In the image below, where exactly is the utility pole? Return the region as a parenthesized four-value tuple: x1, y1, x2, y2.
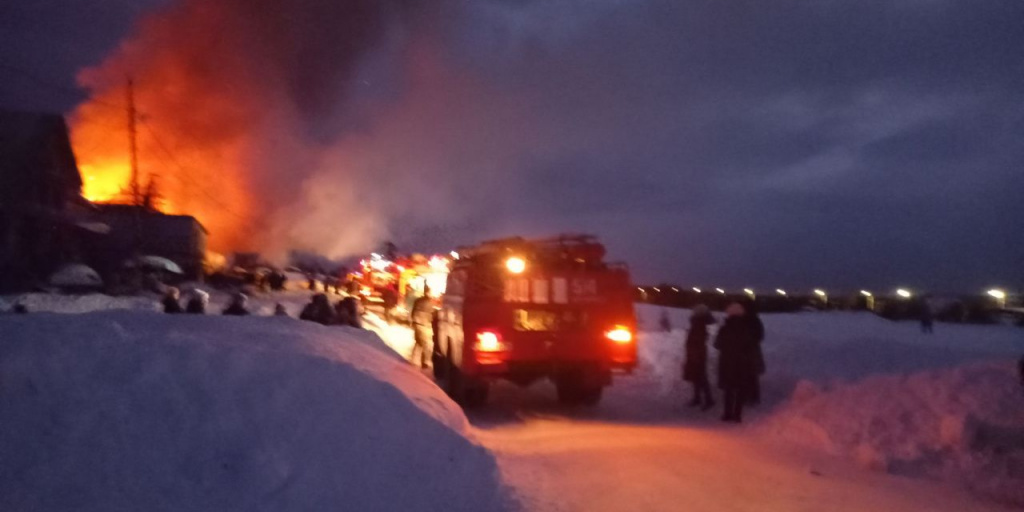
(127, 77, 140, 207)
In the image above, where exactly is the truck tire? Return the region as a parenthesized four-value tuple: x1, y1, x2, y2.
(444, 352, 489, 408)
(556, 377, 603, 406)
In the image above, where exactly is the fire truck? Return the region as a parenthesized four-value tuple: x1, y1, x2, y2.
(433, 234, 637, 407)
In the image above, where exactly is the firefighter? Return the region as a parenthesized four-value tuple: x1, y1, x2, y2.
(410, 286, 435, 370)
(381, 284, 399, 324)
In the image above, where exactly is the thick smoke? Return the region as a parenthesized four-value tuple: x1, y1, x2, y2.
(71, 0, 471, 259)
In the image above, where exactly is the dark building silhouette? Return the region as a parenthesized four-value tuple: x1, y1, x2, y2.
(0, 109, 89, 291)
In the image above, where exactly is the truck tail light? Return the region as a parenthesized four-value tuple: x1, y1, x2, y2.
(474, 330, 508, 352)
(605, 325, 633, 344)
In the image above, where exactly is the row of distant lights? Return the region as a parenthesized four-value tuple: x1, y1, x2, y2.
(639, 287, 1011, 300)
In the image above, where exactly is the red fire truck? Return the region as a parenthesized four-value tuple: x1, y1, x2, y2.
(433, 235, 637, 407)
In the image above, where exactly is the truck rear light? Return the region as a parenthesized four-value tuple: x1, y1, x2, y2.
(605, 325, 633, 344)
(474, 330, 509, 352)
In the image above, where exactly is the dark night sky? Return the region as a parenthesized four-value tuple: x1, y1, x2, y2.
(1, 0, 1022, 293)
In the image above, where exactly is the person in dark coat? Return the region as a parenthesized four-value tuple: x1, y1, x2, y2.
(335, 296, 362, 328)
(300, 294, 336, 325)
(683, 304, 716, 409)
(222, 293, 250, 316)
(184, 289, 209, 314)
(920, 298, 934, 334)
(742, 298, 766, 406)
(714, 302, 758, 423)
(381, 285, 399, 324)
(162, 287, 183, 314)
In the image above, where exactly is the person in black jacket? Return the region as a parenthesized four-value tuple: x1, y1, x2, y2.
(161, 287, 183, 314)
(222, 293, 250, 316)
(714, 302, 758, 423)
(299, 294, 336, 325)
(743, 298, 766, 406)
(185, 289, 208, 314)
(683, 305, 716, 409)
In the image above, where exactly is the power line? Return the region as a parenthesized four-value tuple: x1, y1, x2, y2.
(138, 120, 251, 224)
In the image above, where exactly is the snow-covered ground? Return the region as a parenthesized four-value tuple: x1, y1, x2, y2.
(0, 309, 512, 512)
(4, 293, 1023, 510)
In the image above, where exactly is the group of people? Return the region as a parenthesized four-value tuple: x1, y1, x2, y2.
(682, 299, 765, 423)
(161, 287, 218, 314)
(298, 293, 362, 328)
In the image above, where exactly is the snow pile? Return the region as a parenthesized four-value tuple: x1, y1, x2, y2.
(634, 305, 1024, 506)
(770, 363, 1024, 506)
(0, 311, 511, 512)
(1, 292, 159, 314)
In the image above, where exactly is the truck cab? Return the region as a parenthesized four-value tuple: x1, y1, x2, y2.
(434, 235, 637, 407)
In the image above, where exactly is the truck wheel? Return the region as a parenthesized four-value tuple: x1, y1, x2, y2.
(556, 377, 603, 406)
(578, 386, 603, 406)
(445, 358, 489, 408)
(463, 380, 490, 408)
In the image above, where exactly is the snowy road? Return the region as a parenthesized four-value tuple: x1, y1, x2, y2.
(367, 307, 1023, 511)
(473, 381, 1011, 512)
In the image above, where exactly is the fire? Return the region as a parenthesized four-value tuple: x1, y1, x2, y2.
(80, 163, 129, 203)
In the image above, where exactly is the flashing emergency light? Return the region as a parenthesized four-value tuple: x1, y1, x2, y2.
(475, 330, 506, 352)
(505, 257, 526, 274)
(605, 325, 633, 344)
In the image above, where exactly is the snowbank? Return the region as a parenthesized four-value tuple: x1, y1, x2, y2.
(767, 362, 1024, 506)
(1, 292, 159, 314)
(0, 311, 511, 512)
(635, 305, 1024, 506)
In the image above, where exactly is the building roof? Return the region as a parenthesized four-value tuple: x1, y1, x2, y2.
(0, 109, 82, 208)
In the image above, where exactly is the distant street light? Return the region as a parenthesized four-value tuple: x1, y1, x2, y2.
(776, 289, 787, 296)
(896, 289, 912, 298)
(743, 288, 755, 297)
(814, 289, 828, 306)
(987, 289, 1007, 309)
(860, 290, 875, 311)
(692, 287, 702, 293)
(671, 287, 679, 292)
(715, 288, 725, 294)
(814, 289, 826, 297)
(653, 287, 661, 293)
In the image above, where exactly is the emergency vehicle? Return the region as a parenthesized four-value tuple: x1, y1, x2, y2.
(433, 235, 637, 407)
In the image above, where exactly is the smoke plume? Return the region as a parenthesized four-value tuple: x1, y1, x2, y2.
(71, 0, 493, 259)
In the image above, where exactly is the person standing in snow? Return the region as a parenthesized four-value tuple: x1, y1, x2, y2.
(410, 287, 435, 370)
(743, 298, 766, 406)
(683, 304, 716, 409)
(184, 289, 209, 314)
(300, 294, 336, 325)
(162, 287, 183, 314)
(659, 310, 672, 333)
(714, 302, 758, 423)
(222, 293, 250, 316)
(920, 298, 934, 334)
(334, 296, 362, 328)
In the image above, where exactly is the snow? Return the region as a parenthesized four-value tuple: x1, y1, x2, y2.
(5, 292, 1023, 510)
(634, 305, 1024, 507)
(0, 311, 512, 512)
